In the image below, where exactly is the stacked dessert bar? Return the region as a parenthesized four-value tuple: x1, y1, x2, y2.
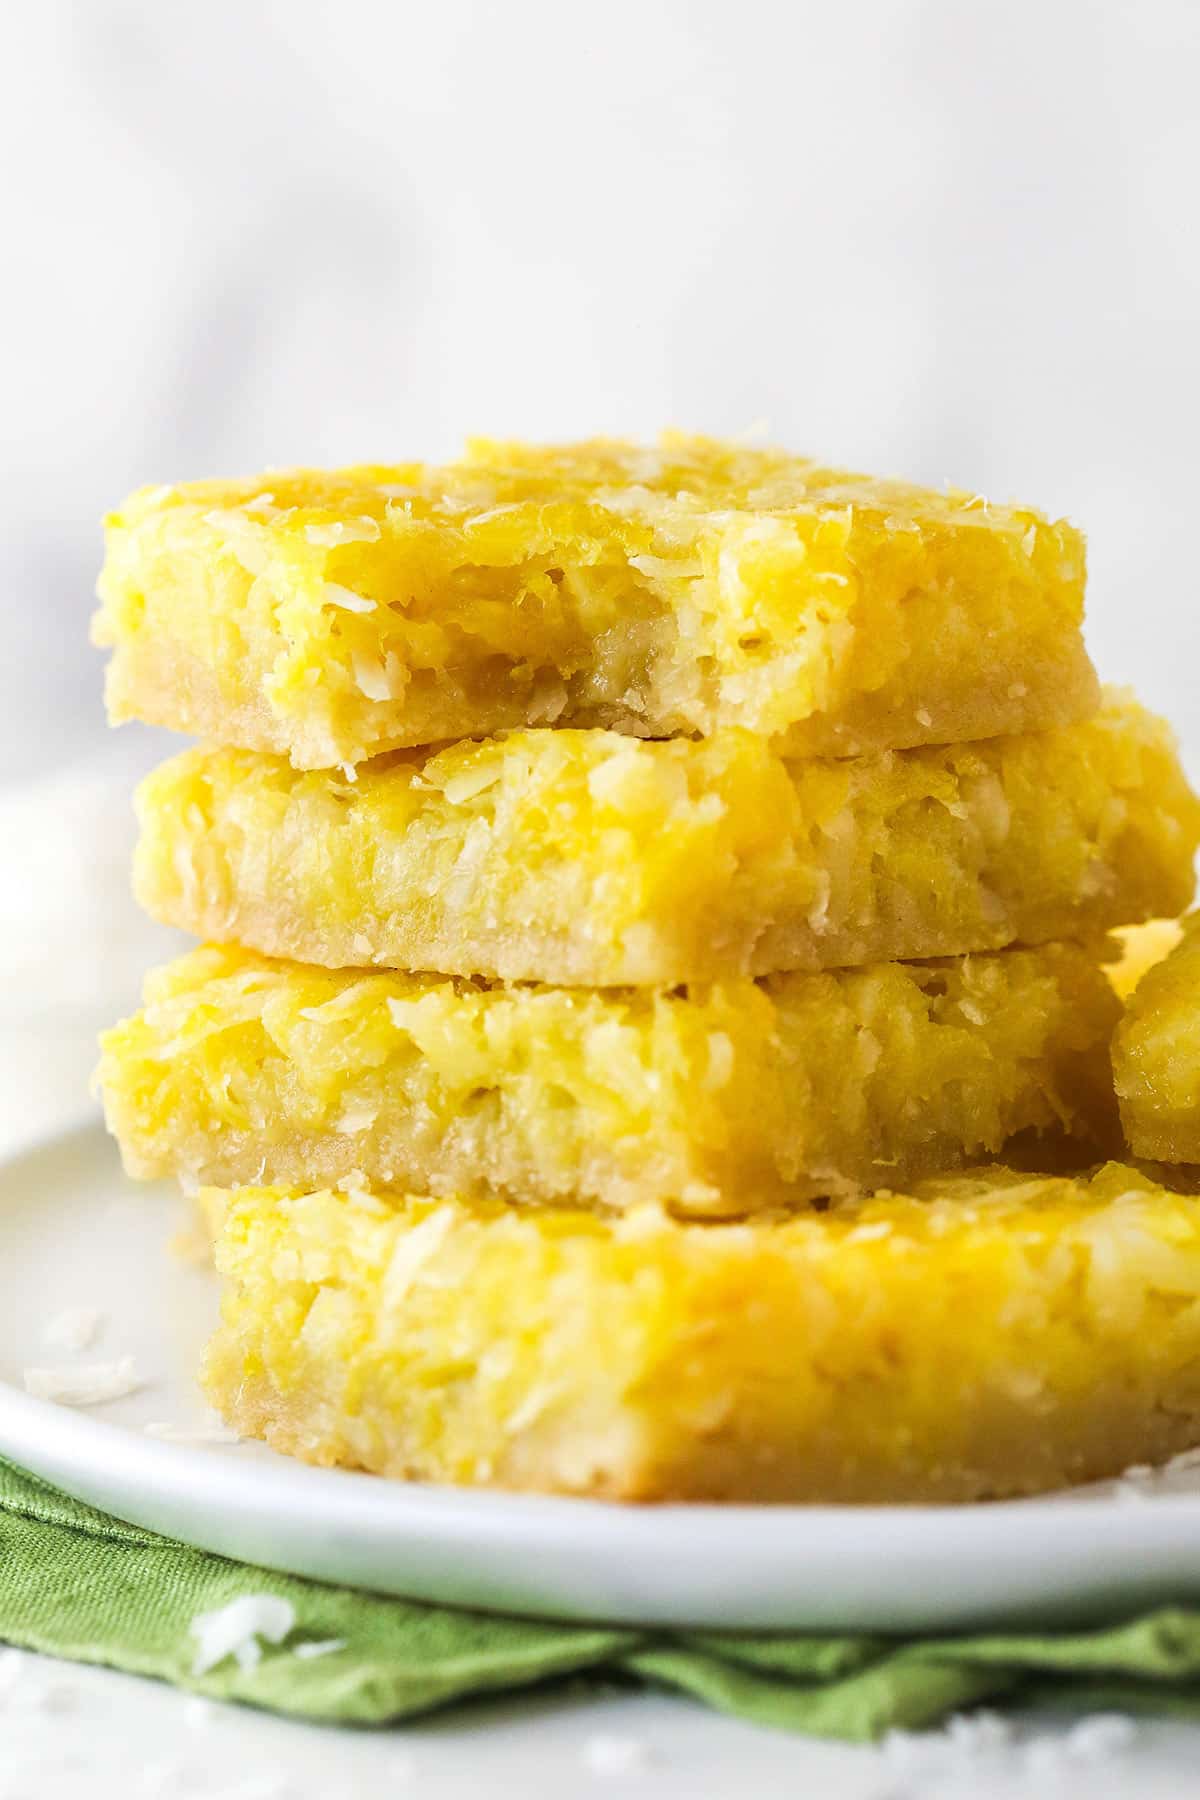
(94, 436, 1200, 1501)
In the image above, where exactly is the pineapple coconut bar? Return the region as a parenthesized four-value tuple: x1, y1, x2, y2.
(1114, 914, 1200, 1160)
(135, 691, 1191, 985)
(200, 1168, 1200, 1504)
(94, 435, 1200, 1504)
(98, 940, 1118, 1215)
(94, 435, 1099, 765)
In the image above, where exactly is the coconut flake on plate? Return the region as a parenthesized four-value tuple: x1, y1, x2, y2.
(23, 1356, 142, 1406)
(40, 1306, 105, 1352)
(144, 1413, 242, 1446)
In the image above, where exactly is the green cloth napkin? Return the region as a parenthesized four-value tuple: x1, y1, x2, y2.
(6, 1458, 1200, 1741)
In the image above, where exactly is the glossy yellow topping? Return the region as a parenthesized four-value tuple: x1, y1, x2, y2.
(200, 1162, 1200, 1501)
(97, 941, 1117, 1215)
(94, 434, 1097, 766)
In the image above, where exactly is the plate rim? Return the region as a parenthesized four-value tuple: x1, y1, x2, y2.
(6, 1119, 1200, 1631)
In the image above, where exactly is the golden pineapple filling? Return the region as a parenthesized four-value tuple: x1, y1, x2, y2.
(97, 941, 1117, 1215)
(199, 1163, 1200, 1503)
(94, 435, 1098, 768)
(1114, 913, 1200, 1161)
(133, 691, 1197, 986)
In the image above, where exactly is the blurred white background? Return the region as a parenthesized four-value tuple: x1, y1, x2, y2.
(0, 0, 1198, 1098)
(6, 0, 1200, 776)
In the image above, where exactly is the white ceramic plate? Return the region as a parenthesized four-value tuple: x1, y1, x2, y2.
(5, 1120, 1200, 1633)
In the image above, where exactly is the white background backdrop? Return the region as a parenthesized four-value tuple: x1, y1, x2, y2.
(5, 0, 1199, 784)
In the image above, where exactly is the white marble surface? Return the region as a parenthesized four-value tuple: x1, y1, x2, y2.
(4, 1658, 1200, 1800)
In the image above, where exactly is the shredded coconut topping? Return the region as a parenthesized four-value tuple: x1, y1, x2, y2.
(440, 763, 504, 805)
(332, 1104, 379, 1136)
(381, 1205, 457, 1303)
(323, 581, 376, 614)
(351, 648, 398, 699)
(306, 517, 381, 547)
(628, 552, 703, 580)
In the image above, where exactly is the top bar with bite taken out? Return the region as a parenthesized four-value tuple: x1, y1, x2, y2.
(94, 435, 1099, 768)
